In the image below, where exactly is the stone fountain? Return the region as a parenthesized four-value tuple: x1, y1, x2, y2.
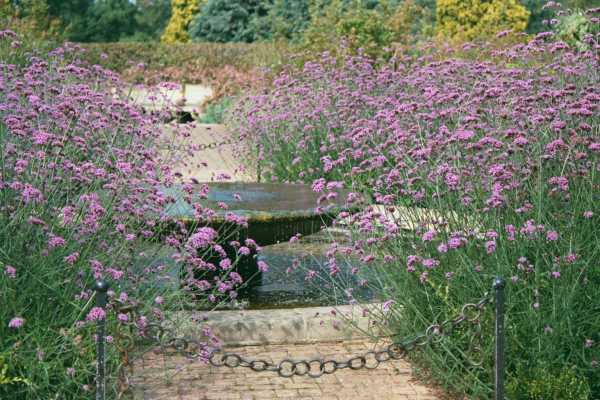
(161, 182, 356, 296)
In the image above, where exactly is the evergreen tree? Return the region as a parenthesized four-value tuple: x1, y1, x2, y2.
(188, 0, 270, 43)
(67, 0, 137, 42)
(130, 0, 172, 41)
(161, 0, 202, 43)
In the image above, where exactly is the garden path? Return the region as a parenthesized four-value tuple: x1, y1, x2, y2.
(161, 123, 255, 183)
(130, 339, 440, 400)
(136, 123, 441, 399)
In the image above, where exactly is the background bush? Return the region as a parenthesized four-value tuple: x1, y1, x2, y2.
(435, 0, 530, 41)
(188, 0, 270, 43)
(554, 8, 600, 51)
(161, 0, 201, 43)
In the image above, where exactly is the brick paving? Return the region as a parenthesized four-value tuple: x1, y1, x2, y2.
(129, 340, 439, 400)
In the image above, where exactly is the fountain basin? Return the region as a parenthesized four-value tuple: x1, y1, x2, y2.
(161, 182, 356, 290)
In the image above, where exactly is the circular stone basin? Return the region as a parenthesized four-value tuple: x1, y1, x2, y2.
(162, 182, 353, 246)
(161, 182, 355, 291)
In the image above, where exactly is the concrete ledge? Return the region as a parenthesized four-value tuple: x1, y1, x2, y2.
(169, 303, 387, 346)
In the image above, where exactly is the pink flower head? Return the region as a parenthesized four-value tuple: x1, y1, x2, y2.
(312, 178, 326, 193)
(219, 258, 232, 270)
(48, 235, 66, 249)
(382, 299, 395, 312)
(546, 230, 559, 241)
(257, 260, 269, 272)
(64, 252, 80, 265)
(86, 307, 106, 322)
(421, 229, 436, 242)
(188, 227, 217, 249)
(8, 317, 24, 329)
(422, 258, 439, 269)
(4, 265, 16, 279)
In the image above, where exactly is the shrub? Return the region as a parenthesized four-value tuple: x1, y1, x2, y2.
(507, 365, 591, 400)
(78, 41, 289, 83)
(66, 0, 138, 42)
(299, 0, 395, 59)
(188, 0, 270, 43)
(387, 0, 435, 44)
(231, 31, 600, 398)
(199, 96, 233, 124)
(436, 0, 530, 41)
(554, 8, 600, 51)
(261, 0, 312, 41)
(161, 0, 201, 43)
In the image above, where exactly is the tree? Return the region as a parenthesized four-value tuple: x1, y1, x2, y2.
(130, 0, 172, 41)
(188, 0, 269, 43)
(252, 0, 310, 40)
(436, 0, 530, 41)
(4, 0, 63, 38)
(67, 0, 137, 42)
(161, 0, 202, 43)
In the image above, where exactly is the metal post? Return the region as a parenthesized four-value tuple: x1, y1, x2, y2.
(493, 277, 505, 400)
(94, 280, 109, 400)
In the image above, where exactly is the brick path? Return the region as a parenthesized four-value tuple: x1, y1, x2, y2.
(129, 340, 439, 400)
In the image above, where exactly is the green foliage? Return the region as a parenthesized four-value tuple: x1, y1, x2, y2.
(130, 0, 172, 41)
(0, 356, 30, 387)
(299, 0, 391, 58)
(554, 9, 599, 51)
(507, 366, 591, 400)
(436, 0, 530, 41)
(161, 0, 201, 43)
(199, 97, 234, 123)
(260, 0, 311, 41)
(80, 42, 288, 76)
(188, 0, 270, 43)
(3, 0, 63, 38)
(387, 0, 435, 44)
(67, 0, 137, 42)
(522, 0, 557, 33)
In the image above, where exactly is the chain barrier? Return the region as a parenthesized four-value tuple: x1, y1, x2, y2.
(112, 294, 491, 381)
(158, 137, 236, 152)
(94, 279, 507, 399)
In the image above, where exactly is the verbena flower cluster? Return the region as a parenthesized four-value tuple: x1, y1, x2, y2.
(0, 31, 248, 398)
(232, 25, 600, 398)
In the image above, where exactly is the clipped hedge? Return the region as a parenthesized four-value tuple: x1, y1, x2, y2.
(80, 41, 290, 77)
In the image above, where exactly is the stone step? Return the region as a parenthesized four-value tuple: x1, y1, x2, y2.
(169, 303, 387, 346)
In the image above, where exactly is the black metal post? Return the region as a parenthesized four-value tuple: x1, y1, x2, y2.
(493, 277, 505, 400)
(94, 280, 109, 400)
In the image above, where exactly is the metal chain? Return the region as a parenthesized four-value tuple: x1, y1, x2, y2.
(158, 137, 236, 152)
(126, 293, 491, 379)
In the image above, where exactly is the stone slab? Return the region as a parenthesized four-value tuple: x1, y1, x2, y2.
(128, 84, 214, 113)
(169, 303, 389, 346)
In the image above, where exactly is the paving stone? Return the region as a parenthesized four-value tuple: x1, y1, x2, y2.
(128, 339, 439, 400)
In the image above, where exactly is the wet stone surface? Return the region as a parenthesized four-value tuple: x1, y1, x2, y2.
(136, 229, 374, 310)
(247, 230, 375, 309)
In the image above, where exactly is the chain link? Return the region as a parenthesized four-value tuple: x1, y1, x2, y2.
(159, 137, 236, 152)
(123, 293, 491, 379)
